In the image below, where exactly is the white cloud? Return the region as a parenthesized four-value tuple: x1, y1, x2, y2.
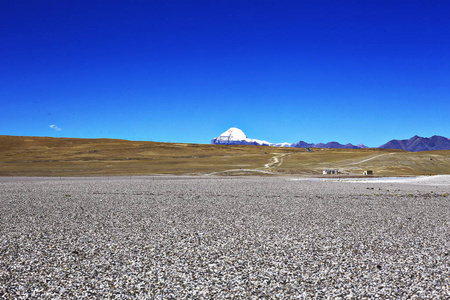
(49, 124, 62, 131)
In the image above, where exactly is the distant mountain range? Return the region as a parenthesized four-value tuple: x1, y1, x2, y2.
(291, 141, 368, 149)
(379, 135, 450, 152)
(211, 128, 367, 149)
(212, 128, 450, 152)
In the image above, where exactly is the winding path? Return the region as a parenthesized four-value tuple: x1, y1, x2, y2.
(207, 153, 290, 175)
(264, 153, 289, 168)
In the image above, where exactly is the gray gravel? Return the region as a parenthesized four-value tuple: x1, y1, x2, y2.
(0, 176, 449, 299)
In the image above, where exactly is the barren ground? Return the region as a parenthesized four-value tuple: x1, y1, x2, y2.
(0, 176, 449, 298)
(1, 135, 449, 176)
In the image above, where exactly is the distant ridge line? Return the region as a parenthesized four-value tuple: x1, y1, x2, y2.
(380, 135, 450, 152)
(212, 128, 450, 152)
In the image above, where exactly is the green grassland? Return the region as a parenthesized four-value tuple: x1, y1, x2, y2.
(0, 135, 449, 176)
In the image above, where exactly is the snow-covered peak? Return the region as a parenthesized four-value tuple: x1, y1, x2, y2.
(271, 142, 292, 147)
(216, 127, 247, 143)
(212, 127, 272, 146)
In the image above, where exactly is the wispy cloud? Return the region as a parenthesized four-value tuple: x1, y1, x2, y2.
(49, 124, 62, 131)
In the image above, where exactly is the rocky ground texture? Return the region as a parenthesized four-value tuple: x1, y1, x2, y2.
(0, 176, 449, 298)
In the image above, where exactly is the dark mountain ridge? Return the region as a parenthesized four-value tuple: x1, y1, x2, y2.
(379, 135, 450, 152)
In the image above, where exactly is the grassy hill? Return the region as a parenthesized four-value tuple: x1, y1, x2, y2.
(0, 135, 449, 176)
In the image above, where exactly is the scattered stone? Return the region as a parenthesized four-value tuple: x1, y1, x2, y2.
(0, 176, 448, 298)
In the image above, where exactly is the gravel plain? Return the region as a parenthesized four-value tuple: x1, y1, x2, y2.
(0, 176, 449, 299)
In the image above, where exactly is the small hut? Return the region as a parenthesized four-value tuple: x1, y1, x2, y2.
(323, 169, 339, 175)
(363, 170, 373, 175)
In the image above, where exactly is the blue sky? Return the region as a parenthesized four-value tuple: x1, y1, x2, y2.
(1, 0, 449, 147)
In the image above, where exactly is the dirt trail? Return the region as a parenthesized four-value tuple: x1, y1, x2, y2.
(207, 153, 289, 175)
(207, 169, 277, 176)
(264, 153, 289, 168)
(346, 153, 396, 166)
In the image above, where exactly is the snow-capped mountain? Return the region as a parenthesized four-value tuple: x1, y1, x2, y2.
(211, 128, 367, 149)
(211, 127, 274, 146)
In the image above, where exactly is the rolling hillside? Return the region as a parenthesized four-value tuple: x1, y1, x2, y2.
(1, 135, 449, 176)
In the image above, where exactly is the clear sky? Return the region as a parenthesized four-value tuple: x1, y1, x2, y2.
(1, 0, 449, 147)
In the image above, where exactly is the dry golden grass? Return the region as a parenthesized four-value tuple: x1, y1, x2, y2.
(1, 135, 449, 176)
